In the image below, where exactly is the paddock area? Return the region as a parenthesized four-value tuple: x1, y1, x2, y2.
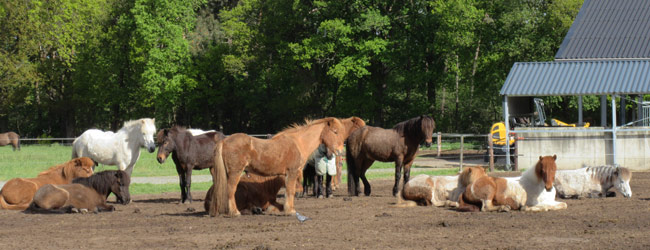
(1, 171, 649, 249)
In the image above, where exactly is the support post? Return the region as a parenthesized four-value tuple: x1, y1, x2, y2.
(436, 132, 442, 157)
(503, 96, 511, 170)
(513, 136, 519, 171)
(459, 135, 464, 172)
(488, 135, 495, 172)
(601, 95, 607, 126)
(611, 95, 618, 166)
(638, 95, 644, 126)
(578, 96, 583, 125)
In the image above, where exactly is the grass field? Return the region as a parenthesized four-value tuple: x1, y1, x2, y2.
(0, 144, 459, 195)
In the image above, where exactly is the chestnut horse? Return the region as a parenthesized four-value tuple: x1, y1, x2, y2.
(0, 132, 20, 151)
(458, 155, 567, 212)
(209, 117, 346, 217)
(347, 115, 435, 196)
(26, 184, 115, 213)
(156, 126, 226, 203)
(0, 157, 95, 210)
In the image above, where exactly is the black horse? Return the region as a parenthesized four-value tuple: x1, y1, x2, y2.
(156, 126, 226, 203)
(346, 115, 435, 196)
(73, 170, 131, 204)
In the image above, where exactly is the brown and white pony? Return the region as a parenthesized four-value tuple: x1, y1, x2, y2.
(0, 157, 95, 210)
(458, 155, 567, 212)
(394, 166, 486, 207)
(554, 165, 632, 198)
(0, 132, 20, 151)
(210, 117, 346, 217)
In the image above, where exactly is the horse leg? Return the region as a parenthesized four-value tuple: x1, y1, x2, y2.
(393, 158, 405, 196)
(177, 165, 187, 203)
(185, 168, 193, 203)
(360, 159, 374, 196)
(226, 173, 242, 216)
(284, 170, 300, 215)
(326, 175, 333, 198)
(316, 175, 324, 198)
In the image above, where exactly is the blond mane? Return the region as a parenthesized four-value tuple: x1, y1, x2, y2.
(273, 118, 335, 138)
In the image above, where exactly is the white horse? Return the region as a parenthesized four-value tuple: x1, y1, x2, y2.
(72, 118, 157, 177)
(187, 128, 216, 136)
(554, 165, 632, 199)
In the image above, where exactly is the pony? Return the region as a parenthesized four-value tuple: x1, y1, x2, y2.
(204, 173, 302, 215)
(346, 115, 435, 196)
(0, 132, 20, 151)
(457, 155, 567, 212)
(554, 165, 632, 199)
(0, 157, 95, 210)
(71, 118, 157, 177)
(209, 117, 346, 217)
(73, 170, 131, 204)
(393, 166, 486, 208)
(187, 128, 216, 136)
(156, 126, 226, 203)
(25, 184, 115, 213)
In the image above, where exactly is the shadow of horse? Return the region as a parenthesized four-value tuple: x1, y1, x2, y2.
(133, 198, 184, 204)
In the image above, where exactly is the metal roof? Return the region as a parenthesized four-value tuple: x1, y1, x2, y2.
(500, 61, 650, 96)
(555, 0, 650, 60)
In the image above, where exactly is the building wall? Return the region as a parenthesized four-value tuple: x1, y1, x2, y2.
(515, 127, 650, 170)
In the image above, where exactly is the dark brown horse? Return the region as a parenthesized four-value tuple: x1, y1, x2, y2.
(210, 117, 346, 217)
(156, 126, 226, 203)
(347, 115, 435, 196)
(73, 170, 131, 205)
(0, 132, 20, 151)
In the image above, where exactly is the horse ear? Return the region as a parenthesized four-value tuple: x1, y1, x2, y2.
(163, 128, 169, 136)
(553, 154, 557, 160)
(539, 156, 543, 161)
(74, 158, 83, 166)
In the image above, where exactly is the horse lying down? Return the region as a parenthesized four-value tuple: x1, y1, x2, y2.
(458, 155, 567, 212)
(25, 170, 131, 213)
(393, 166, 486, 207)
(554, 165, 632, 199)
(206, 173, 302, 215)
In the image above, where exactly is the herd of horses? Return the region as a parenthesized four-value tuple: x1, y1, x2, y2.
(0, 116, 634, 216)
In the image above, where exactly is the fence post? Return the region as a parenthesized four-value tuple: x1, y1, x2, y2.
(436, 132, 442, 157)
(488, 135, 494, 172)
(459, 135, 464, 172)
(513, 137, 519, 171)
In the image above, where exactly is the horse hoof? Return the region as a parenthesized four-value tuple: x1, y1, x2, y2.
(252, 207, 263, 215)
(79, 208, 89, 214)
(70, 208, 80, 213)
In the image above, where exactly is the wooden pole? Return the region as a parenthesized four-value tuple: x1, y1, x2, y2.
(459, 135, 464, 172)
(436, 132, 442, 157)
(488, 135, 494, 172)
(513, 137, 519, 171)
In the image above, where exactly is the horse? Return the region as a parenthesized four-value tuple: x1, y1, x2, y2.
(209, 117, 346, 217)
(25, 184, 115, 213)
(393, 166, 486, 208)
(187, 128, 216, 136)
(346, 115, 435, 196)
(73, 170, 131, 204)
(204, 173, 302, 215)
(0, 157, 95, 210)
(71, 118, 157, 177)
(457, 155, 567, 212)
(156, 126, 226, 203)
(554, 165, 632, 199)
(0, 132, 20, 151)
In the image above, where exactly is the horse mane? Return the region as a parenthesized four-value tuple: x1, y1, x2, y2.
(273, 118, 335, 138)
(392, 116, 435, 137)
(73, 170, 129, 196)
(121, 118, 154, 132)
(36, 164, 66, 177)
(586, 165, 632, 183)
(459, 166, 486, 186)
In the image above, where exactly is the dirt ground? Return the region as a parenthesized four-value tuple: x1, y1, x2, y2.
(2, 171, 650, 249)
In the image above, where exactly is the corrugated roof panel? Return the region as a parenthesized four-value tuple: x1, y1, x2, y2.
(555, 0, 650, 60)
(500, 61, 650, 96)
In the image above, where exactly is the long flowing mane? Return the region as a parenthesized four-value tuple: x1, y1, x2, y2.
(120, 118, 150, 132)
(73, 170, 129, 196)
(392, 116, 435, 137)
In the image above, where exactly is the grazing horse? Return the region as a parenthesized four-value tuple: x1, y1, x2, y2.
(554, 165, 632, 199)
(347, 115, 435, 196)
(0, 132, 20, 151)
(0, 157, 95, 210)
(72, 118, 157, 177)
(156, 126, 226, 203)
(209, 117, 346, 217)
(458, 155, 567, 212)
(394, 166, 485, 208)
(73, 170, 131, 204)
(26, 184, 115, 213)
(204, 173, 301, 215)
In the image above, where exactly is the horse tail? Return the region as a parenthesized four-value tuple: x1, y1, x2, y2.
(209, 140, 229, 216)
(0, 194, 28, 210)
(346, 145, 357, 196)
(456, 193, 480, 212)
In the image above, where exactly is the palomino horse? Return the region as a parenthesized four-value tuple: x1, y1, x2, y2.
(209, 117, 346, 217)
(204, 173, 303, 215)
(394, 166, 485, 208)
(72, 118, 157, 177)
(73, 170, 131, 204)
(347, 115, 435, 196)
(156, 126, 226, 203)
(554, 165, 632, 198)
(0, 157, 95, 210)
(0, 132, 20, 151)
(26, 184, 116, 213)
(458, 155, 567, 212)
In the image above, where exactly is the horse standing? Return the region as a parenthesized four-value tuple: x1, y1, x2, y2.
(209, 117, 346, 217)
(346, 115, 435, 196)
(0, 132, 20, 151)
(554, 165, 632, 198)
(156, 126, 226, 203)
(71, 118, 157, 177)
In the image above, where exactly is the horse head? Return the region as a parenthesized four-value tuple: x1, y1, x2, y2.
(536, 155, 557, 191)
(419, 115, 435, 147)
(459, 166, 487, 186)
(155, 128, 176, 164)
(614, 167, 632, 198)
(320, 118, 346, 156)
(136, 118, 157, 153)
(112, 171, 131, 204)
(65, 157, 95, 180)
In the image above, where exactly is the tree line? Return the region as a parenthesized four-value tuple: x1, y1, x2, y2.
(0, 0, 584, 138)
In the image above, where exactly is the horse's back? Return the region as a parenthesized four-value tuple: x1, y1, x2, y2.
(73, 129, 119, 163)
(348, 126, 400, 161)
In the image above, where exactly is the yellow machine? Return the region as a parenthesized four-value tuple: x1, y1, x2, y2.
(550, 118, 590, 128)
(489, 122, 514, 146)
